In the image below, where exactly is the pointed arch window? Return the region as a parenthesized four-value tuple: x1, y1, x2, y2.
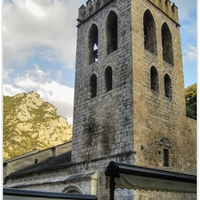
(106, 11, 118, 55)
(88, 24, 98, 65)
(105, 66, 112, 92)
(143, 10, 157, 55)
(90, 74, 97, 98)
(164, 74, 172, 98)
(162, 23, 174, 65)
(150, 66, 159, 92)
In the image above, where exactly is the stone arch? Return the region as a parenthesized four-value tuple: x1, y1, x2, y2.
(88, 23, 99, 65)
(164, 73, 172, 98)
(150, 66, 159, 92)
(143, 9, 157, 55)
(161, 22, 174, 65)
(61, 184, 83, 194)
(106, 10, 118, 55)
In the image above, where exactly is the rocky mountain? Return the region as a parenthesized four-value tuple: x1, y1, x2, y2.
(3, 91, 72, 161)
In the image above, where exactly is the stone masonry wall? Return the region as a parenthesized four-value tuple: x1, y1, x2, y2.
(131, 0, 196, 175)
(71, 0, 196, 199)
(72, 2, 137, 197)
(134, 190, 196, 200)
(72, 0, 134, 164)
(6, 155, 134, 199)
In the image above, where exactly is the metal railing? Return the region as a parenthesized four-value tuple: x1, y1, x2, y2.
(4, 188, 98, 200)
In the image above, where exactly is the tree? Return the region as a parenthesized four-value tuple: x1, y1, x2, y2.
(185, 83, 197, 119)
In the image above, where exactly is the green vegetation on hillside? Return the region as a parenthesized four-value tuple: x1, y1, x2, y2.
(3, 91, 72, 161)
(185, 83, 197, 119)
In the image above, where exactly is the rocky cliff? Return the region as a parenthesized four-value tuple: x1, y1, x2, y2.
(3, 91, 72, 161)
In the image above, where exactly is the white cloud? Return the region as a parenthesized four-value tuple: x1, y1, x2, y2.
(3, 68, 13, 82)
(34, 64, 50, 80)
(13, 65, 50, 88)
(14, 77, 38, 88)
(3, 0, 86, 68)
(39, 81, 74, 104)
(184, 45, 197, 63)
(3, 84, 24, 97)
(25, 0, 45, 17)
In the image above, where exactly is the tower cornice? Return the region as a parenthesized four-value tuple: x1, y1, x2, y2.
(77, 0, 114, 25)
(147, 0, 179, 25)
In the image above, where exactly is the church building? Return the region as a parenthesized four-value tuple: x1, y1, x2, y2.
(4, 0, 197, 199)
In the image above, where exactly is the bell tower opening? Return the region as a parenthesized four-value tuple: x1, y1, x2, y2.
(106, 11, 118, 55)
(162, 22, 174, 65)
(143, 9, 157, 55)
(88, 24, 98, 65)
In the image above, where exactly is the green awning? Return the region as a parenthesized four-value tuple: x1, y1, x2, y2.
(105, 161, 196, 193)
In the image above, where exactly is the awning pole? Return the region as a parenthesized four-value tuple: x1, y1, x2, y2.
(110, 173, 115, 200)
(105, 161, 118, 200)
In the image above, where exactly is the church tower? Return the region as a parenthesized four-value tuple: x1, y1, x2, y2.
(72, 0, 196, 181)
(2, 1, 196, 199)
(72, 0, 134, 164)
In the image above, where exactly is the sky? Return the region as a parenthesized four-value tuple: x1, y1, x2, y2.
(2, 0, 197, 126)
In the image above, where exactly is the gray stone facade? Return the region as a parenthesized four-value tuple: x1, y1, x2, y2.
(72, 0, 134, 164)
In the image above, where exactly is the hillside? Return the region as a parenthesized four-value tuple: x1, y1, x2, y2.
(185, 83, 197, 119)
(3, 91, 72, 161)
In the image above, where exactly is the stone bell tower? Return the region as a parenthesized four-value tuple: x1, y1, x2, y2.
(72, 0, 134, 164)
(72, 0, 196, 179)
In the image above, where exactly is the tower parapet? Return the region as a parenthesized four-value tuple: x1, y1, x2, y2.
(148, 0, 179, 24)
(77, 0, 179, 25)
(77, 0, 113, 24)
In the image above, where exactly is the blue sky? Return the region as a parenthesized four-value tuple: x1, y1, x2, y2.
(2, 0, 197, 125)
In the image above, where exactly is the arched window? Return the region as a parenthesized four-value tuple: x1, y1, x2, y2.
(164, 74, 172, 98)
(88, 24, 98, 65)
(65, 188, 81, 194)
(143, 10, 157, 55)
(150, 66, 159, 92)
(106, 11, 118, 55)
(90, 74, 97, 98)
(62, 185, 83, 194)
(105, 66, 112, 91)
(162, 23, 174, 65)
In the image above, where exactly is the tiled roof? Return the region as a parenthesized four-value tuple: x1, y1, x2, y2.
(7, 151, 72, 178)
